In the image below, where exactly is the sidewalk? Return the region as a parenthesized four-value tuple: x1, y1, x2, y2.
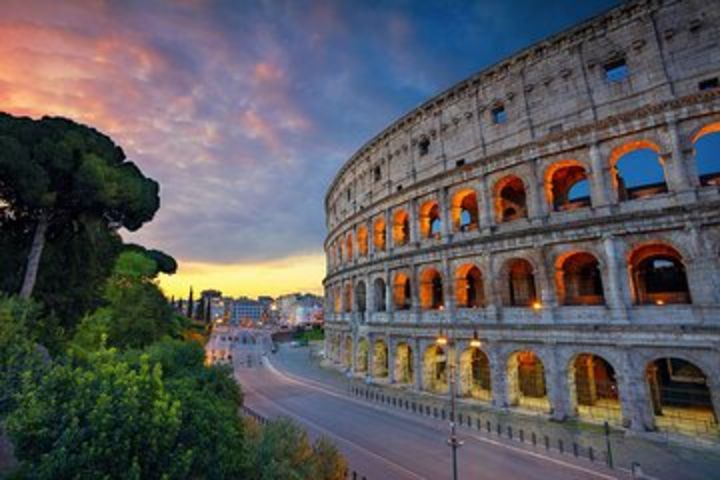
(270, 343, 720, 480)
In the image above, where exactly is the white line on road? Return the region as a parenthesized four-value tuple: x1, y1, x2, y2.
(239, 370, 428, 480)
(260, 356, 620, 480)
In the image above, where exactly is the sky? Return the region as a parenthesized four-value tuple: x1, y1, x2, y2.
(0, 0, 624, 299)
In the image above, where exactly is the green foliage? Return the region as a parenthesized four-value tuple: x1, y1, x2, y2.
(245, 418, 347, 480)
(6, 349, 189, 480)
(0, 297, 48, 419)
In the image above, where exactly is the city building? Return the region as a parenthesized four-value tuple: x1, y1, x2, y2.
(323, 0, 720, 439)
(231, 296, 266, 325)
(276, 293, 324, 327)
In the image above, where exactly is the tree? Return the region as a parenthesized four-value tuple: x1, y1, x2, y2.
(6, 349, 189, 480)
(186, 287, 194, 319)
(0, 113, 160, 299)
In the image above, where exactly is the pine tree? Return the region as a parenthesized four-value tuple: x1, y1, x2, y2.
(186, 287, 194, 318)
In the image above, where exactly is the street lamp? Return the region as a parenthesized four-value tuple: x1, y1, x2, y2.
(436, 327, 482, 480)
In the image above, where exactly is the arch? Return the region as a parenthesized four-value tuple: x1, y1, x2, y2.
(503, 259, 538, 307)
(628, 243, 690, 305)
(343, 336, 352, 367)
(373, 217, 387, 251)
(373, 339, 389, 378)
(356, 338, 369, 374)
(692, 122, 720, 186)
(459, 347, 491, 400)
(337, 243, 343, 265)
(646, 357, 718, 435)
(393, 210, 410, 246)
(354, 281, 367, 313)
(610, 140, 667, 201)
(556, 252, 605, 305)
(357, 226, 368, 257)
(423, 345, 448, 394)
(373, 277, 387, 312)
(394, 343, 414, 384)
(333, 286, 342, 313)
(343, 283, 352, 313)
(455, 263, 485, 308)
(506, 350, 549, 412)
(419, 199, 442, 239)
(494, 175, 528, 223)
(545, 160, 591, 211)
(569, 353, 621, 425)
(393, 272, 412, 310)
(345, 233, 354, 261)
(451, 188, 479, 232)
(420, 267, 444, 310)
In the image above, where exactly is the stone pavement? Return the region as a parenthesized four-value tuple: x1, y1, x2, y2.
(270, 342, 720, 480)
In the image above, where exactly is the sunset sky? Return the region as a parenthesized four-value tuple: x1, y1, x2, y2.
(1, 0, 619, 299)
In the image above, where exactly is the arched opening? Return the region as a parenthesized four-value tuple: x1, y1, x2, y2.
(420, 200, 442, 239)
(343, 283, 352, 313)
(557, 252, 604, 306)
(460, 347, 491, 400)
(423, 345, 448, 394)
(357, 226, 368, 257)
(356, 338, 369, 374)
(629, 244, 690, 305)
(343, 337, 352, 367)
(393, 272, 411, 310)
(333, 287, 342, 313)
(451, 189, 479, 232)
(546, 162, 591, 211)
(345, 233, 354, 261)
(373, 217, 386, 251)
(393, 210, 410, 246)
(420, 267, 444, 310)
(611, 142, 667, 201)
(507, 350, 549, 412)
(646, 358, 718, 435)
(373, 339, 389, 378)
(373, 278, 386, 312)
(504, 259, 538, 307)
(455, 264, 485, 308)
(495, 175, 528, 223)
(395, 343, 414, 384)
(354, 281, 366, 313)
(692, 124, 720, 186)
(570, 354, 621, 425)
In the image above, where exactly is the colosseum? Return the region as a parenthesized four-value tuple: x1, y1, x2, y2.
(323, 0, 720, 438)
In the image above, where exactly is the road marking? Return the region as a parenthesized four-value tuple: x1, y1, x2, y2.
(259, 356, 620, 480)
(240, 371, 428, 480)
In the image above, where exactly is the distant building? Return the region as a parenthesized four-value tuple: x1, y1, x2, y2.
(231, 296, 265, 325)
(275, 292, 323, 327)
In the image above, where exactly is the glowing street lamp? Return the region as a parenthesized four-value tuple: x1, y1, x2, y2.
(532, 300, 542, 311)
(435, 327, 464, 480)
(469, 330, 482, 349)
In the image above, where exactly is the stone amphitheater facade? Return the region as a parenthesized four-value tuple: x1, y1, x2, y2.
(323, 0, 720, 437)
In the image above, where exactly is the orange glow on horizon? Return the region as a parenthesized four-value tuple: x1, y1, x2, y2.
(158, 253, 326, 299)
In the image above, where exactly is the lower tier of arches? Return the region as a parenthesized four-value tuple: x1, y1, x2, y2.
(324, 328, 720, 439)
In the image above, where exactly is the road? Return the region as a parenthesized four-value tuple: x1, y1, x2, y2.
(232, 334, 621, 480)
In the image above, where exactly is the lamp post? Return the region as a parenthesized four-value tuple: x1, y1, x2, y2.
(436, 328, 480, 480)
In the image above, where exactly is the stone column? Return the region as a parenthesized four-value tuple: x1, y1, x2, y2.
(602, 235, 630, 322)
(385, 266, 394, 319)
(409, 198, 420, 245)
(477, 174, 494, 232)
(411, 263, 421, 323)
(366, 274, 375, 317)
(546, 348, 571, 421)
(528, 158, 547, 223)
(385, 208, 392, 252)
(367, 219, 375, 258)
(388, 339, 396, 384)
(440, 187, 451, 243)
(534, 246, 556, 323)
(366, 333, 375, 381)
(617, 351, 654, 431)
(413, 338, 423, 391)
(350, 335, 358, 375)
(665, 119, 694, 193)
(684, 225, 720, 307)
(442, 255, 455, 313)
(489, 347, 508, 409)
(481, 253, 500, 322)
(588, 142, 611, 209)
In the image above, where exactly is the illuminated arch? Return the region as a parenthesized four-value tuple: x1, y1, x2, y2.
(609, 140, 667, 201)
(455, 263, 484, 308)
(419, 199, 442, 239)
(544, 160, 591, 211)
(628, 243, 690, 305)
(494, 175, 528, 223)
(451, 188, 479, 232)
(555, 251, 604, 305)
(419, 267, 444, 310)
